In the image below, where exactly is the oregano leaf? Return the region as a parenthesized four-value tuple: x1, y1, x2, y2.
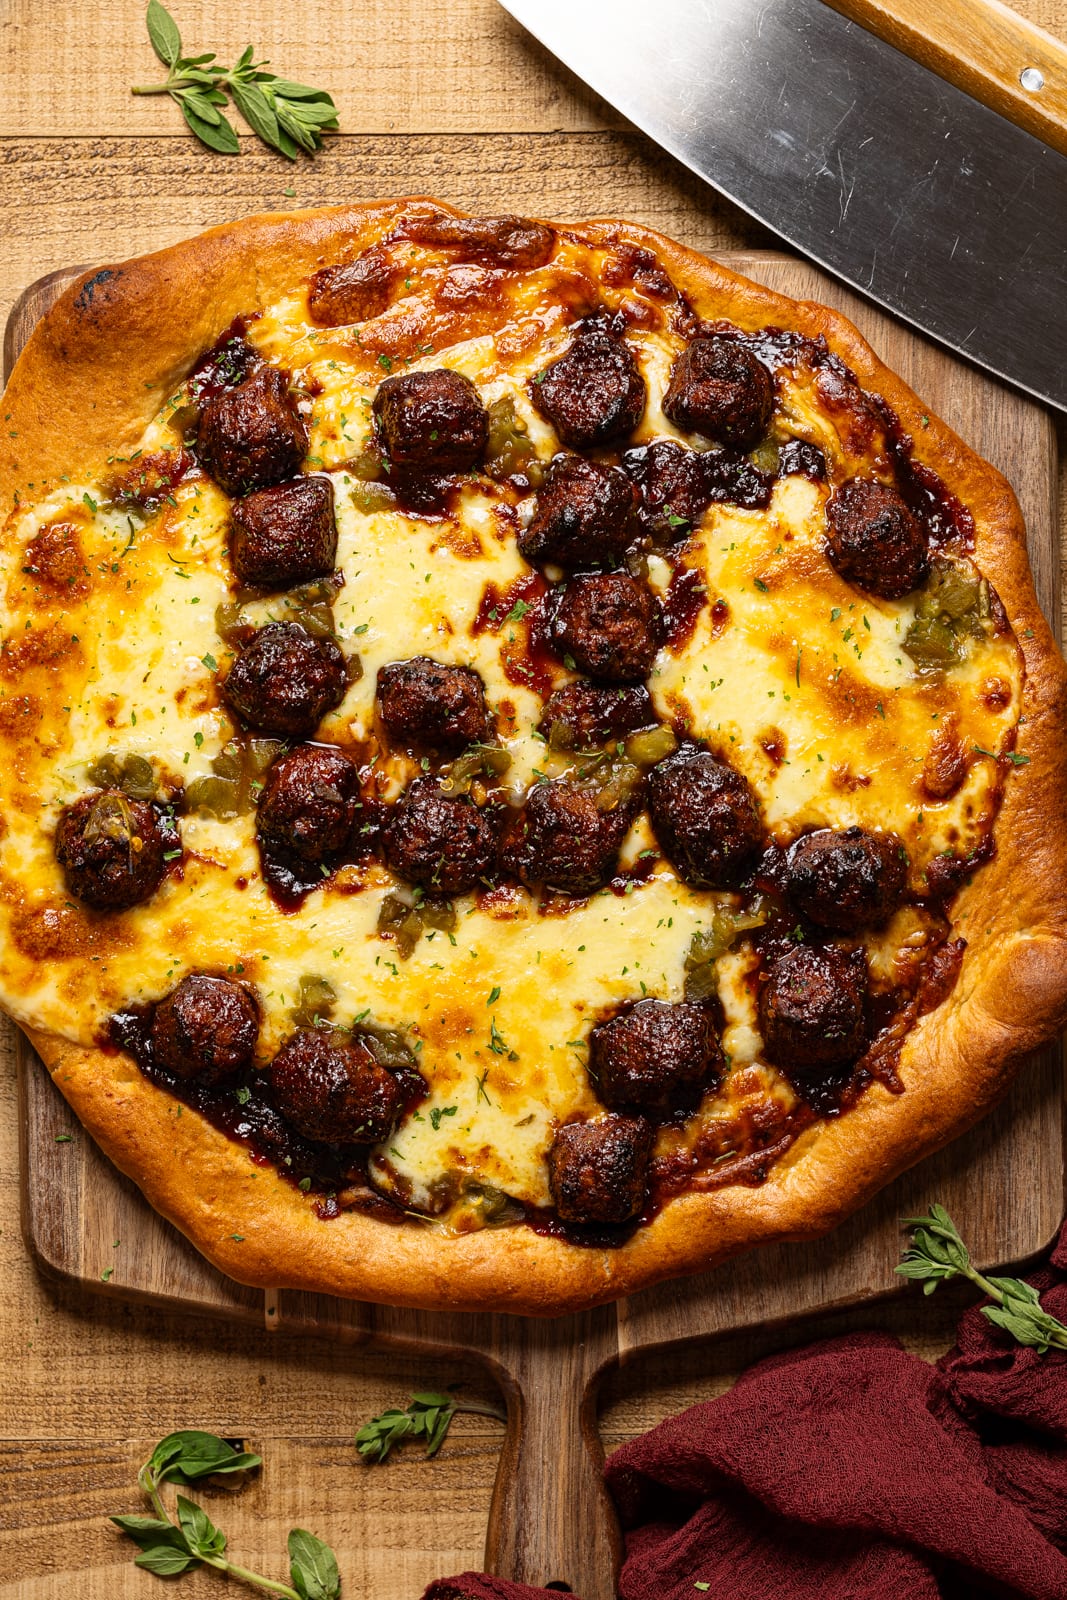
(151, 1430, 261, 1483)
(135, 1545, 201, 1577)
(145, 0, 182, 68)
(177, 1494, 227, 1557)
(289, 1528, 342, 1600)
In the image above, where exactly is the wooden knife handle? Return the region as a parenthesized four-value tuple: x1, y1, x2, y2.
(823, 0, 1067, 155)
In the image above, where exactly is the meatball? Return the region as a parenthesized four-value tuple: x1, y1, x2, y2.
(548, 1114, 653, 1226)
(825, 478, 929, 600)
(784, 827, 908, 933)
(537, 681, 657, 750)
(196, 365, 309, 497)
(151, 974, 258, 1086)
(623, 438, 714, 539)
(373, 368, 488, 473)
(404, 212, 555, 268)
(647, 746, 763, 888)
(532, 328, 646, 449)
(222, 622, 349, 738)
(547, 572, 662, 684)
(520, 454, 639, 570)
(257, 744, 361, 863)
(591, 998, 722, 1112)
(268, 1027, 402, 1144)
(662, 336, 774, 449)
(55, 790, 173, 910)
(229, 476, 337, 591)
(308, 250, 395, 326)
(377, 657, 489, 751)
(501, 779, 635, 896)
(759, 944, 868, 1077)
(382, 775, 497, 894)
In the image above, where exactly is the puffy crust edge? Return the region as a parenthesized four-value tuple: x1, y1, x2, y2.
(8, 199, 1067, 1316)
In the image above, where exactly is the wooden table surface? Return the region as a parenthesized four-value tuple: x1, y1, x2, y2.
(1, 3, 1065, 1595)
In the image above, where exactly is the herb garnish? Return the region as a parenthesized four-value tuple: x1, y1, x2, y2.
(898, 1205, 1067, 1353)
(132, 2, 338, 160)
(356, 1391, 505, 1464)
(110, 1430, 341, 1597)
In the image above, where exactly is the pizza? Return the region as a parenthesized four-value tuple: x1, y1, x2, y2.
(1, 200, 1065, 1315)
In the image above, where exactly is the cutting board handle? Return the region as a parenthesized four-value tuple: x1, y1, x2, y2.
(824, 0, 1067, 155)
(483, 1311, 621, 1600)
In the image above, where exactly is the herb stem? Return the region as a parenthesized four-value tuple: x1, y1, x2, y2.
(921, 1220, 1067, 1349)
(138, 1464, 170, 1525)
(455, 1400, 509, 1423)
(203, 1556, 301, 1599)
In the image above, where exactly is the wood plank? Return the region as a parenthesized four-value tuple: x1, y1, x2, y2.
(9, 244, 1063, 1597)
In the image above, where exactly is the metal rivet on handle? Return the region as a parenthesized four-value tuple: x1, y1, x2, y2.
(1020, 66, 1046, 92)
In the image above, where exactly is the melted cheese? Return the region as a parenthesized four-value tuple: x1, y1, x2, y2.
(0, 229, 1024, 1220)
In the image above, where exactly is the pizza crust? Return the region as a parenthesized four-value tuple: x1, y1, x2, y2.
(5, 199, 1067, 1315)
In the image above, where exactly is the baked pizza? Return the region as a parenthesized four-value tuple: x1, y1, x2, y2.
(1, 200, 1065, 1314)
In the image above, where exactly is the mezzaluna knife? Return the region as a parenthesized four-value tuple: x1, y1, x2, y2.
(498, 0, 1067, 411)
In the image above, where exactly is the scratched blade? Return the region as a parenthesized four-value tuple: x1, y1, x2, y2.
(499, 0, 1067, 411)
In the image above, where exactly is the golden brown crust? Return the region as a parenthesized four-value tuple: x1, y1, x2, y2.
(7, 199, 1067, 1315)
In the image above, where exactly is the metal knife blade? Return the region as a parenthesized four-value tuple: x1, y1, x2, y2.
(499, 0, 1067, 411)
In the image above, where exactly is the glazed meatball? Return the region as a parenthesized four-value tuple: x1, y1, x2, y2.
(537, 681, 657, 750)
(308, 250, 396, 326)
(151, 974, 258, 1086)
(547, 572, 663, 684)
(662, 337, 774, 449)
(222, 622, 349, 738)
(624, 438, 714, 539)
(825, 478, 929, 600)
(647, 746, 763, 888)
(382, 775, 497, 894)
(548, 1114, 653, 1225)
(759, 945, 868, 1079)
(196, 365, 309, 496)
(268, 1027, 402, 1144)
(520, 455, 639, 570)
(784, 827, 908, 933)
(405, 212, 555, 268)
(55, 791, 174, 910)
(373, 369, 488, 473)
(377, 657, 489, 750)
(257, 744, 361, 863)
(591, 999, 722, 1112)
(501, 780, 635, 896)
(532, 328, 646, 449)
(229, 476, 337, 591)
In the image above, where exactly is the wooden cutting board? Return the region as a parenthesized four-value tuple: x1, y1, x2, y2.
(10, 250, 1064, 1600)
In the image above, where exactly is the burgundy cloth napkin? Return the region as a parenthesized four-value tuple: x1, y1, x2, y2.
(425, 1223, 1067, 1600)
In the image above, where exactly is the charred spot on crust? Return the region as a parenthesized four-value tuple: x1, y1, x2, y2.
(783, 827, 908, 933)
(548, 1113, 653, 1225)
(519, 454, 639, 571)
(663, 336, 774, 448)
(377, 656, 489, 751)
(500, 779, 636, 896)
(759, 944, 868, 1081)
(531, 328, 646, 449)
(54, 791, 176, 910)
(590, 998, 722, 1112)
(825, 477, 929, 600)
(196, 365, 308, 497)
(546, 571, 662, 684)
(268, 1026, 403, 1144)
(647, 745, 763, 889)
(221, 622, 349, 739)
(151, 974, 258, 1086)
(382, 775, 497, 895)
(256, 743, 361, 863)
(229, 477, 337, 592)
(373, 368, 488, 474)
(537, 681, 657, 750)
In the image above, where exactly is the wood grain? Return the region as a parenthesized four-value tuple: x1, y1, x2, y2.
(827, 0, 1067, 153)
(10, 249, 1065, 1597)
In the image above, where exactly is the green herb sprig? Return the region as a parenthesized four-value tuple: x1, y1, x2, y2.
(132, 1, 338, 159)
(356, 1390, 506, 1464)
(111, 1430, 341, 1598)
(898, 1205, 1067, 1354)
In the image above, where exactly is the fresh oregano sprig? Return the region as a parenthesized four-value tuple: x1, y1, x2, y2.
(898, 1204, 1067, 1354)
(356, 1389, 507, 1464)
(131, 1, 338, 159)
(111, 1430, 341, 1598)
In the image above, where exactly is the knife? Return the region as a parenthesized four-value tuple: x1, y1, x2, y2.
(497, 0, 1067, 411)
